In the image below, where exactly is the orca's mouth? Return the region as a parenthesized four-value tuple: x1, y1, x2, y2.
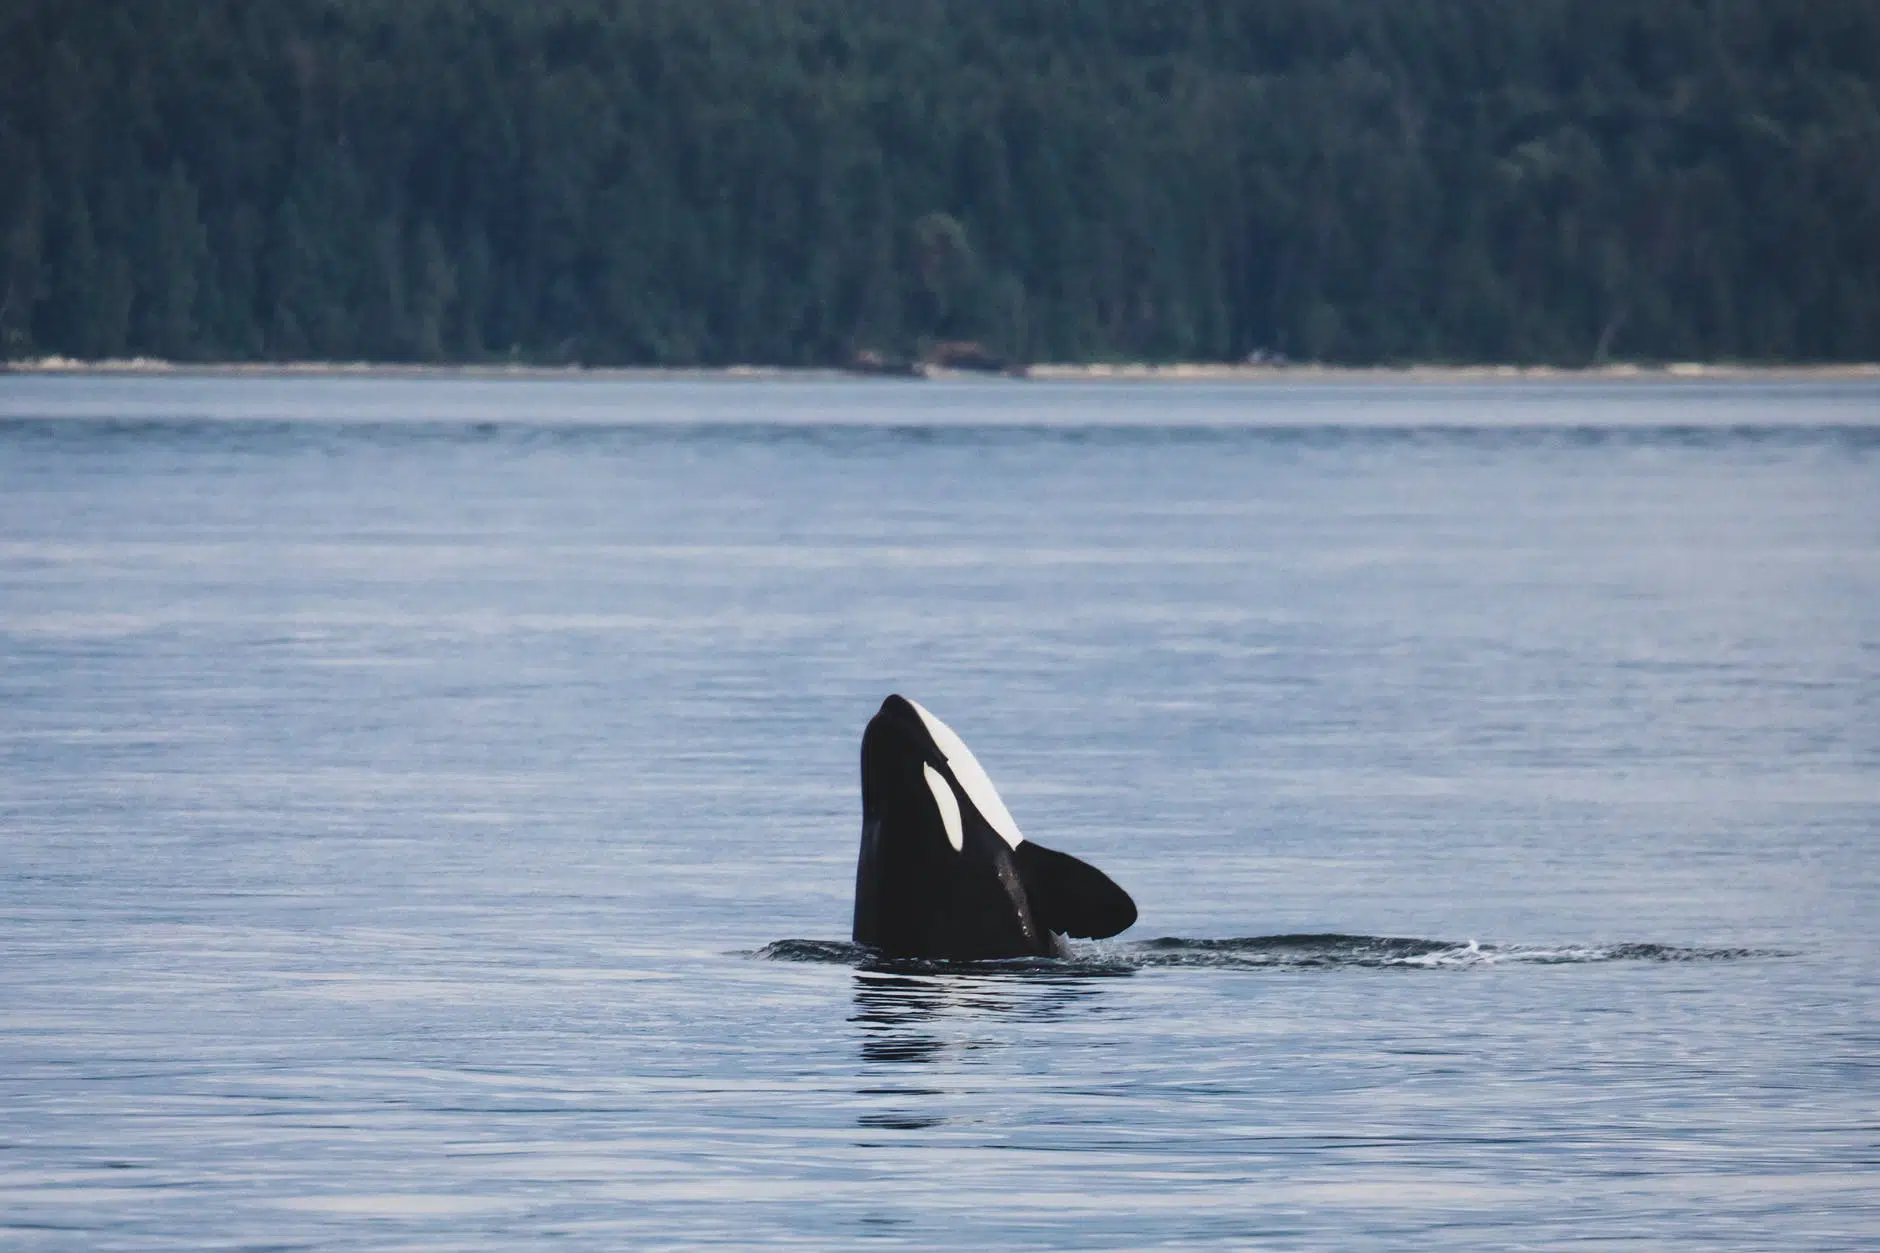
(867, 695, 939, 759)
(858, 697, 945, 810)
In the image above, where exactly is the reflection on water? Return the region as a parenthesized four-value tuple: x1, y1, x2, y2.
(852, 969, 1111, 1035)
(851, 968, 1111, 1050)
(851, 970, 1115, 1132)
(854, 973, 951, 1067)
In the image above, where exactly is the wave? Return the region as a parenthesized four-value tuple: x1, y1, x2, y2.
(751, 934, 1782, 973)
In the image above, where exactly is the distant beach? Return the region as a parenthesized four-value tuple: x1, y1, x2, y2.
(6, 356, 1879, 384)
(6, 358, 1877, 430)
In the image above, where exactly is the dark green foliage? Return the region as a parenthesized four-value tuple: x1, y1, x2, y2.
(1, 0, 1875, 365)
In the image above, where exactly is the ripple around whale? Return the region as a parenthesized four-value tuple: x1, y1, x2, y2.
(751, 935, 1785, 973)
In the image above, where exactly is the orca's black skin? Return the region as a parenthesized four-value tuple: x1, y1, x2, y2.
(853, 694, 1137, 960)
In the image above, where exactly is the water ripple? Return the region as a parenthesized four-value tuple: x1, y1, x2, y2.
(751, 934, 1784, 972)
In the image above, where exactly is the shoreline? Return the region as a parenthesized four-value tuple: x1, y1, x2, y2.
(5, 356, 1879, 384)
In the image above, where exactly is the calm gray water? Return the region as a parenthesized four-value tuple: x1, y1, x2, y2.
(2, 377, 1877, 1250)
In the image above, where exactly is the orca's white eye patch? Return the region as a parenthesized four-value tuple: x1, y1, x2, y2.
(908, 699, 1025, 850)
(922, 763, 963, 852)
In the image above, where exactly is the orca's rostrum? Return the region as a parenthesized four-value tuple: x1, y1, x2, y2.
(853, 695, 1137, 959)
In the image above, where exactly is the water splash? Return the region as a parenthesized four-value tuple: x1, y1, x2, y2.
(751, 934, 1782, 973)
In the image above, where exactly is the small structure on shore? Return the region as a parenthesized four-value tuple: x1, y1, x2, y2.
(844, 349, 921, 378)
(844, 341, 1024, 378)
(922, 340, 1011, 374)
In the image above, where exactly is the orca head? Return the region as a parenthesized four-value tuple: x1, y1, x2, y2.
(860, 694, 1025, 856)
(854, 694, 1137, 959)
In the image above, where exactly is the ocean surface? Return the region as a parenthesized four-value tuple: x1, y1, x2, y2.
(1, 376, 1876, 1250)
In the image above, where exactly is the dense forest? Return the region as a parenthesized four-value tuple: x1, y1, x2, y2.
(1, 0, 1876, 366)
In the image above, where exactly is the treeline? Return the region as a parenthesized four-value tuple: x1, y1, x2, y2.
(1, 0, 1877, 366)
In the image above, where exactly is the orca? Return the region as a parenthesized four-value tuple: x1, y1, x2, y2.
(853, 694, 1137, 959)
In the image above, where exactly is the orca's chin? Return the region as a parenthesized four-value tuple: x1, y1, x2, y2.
(852, 694, 1136, 960)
